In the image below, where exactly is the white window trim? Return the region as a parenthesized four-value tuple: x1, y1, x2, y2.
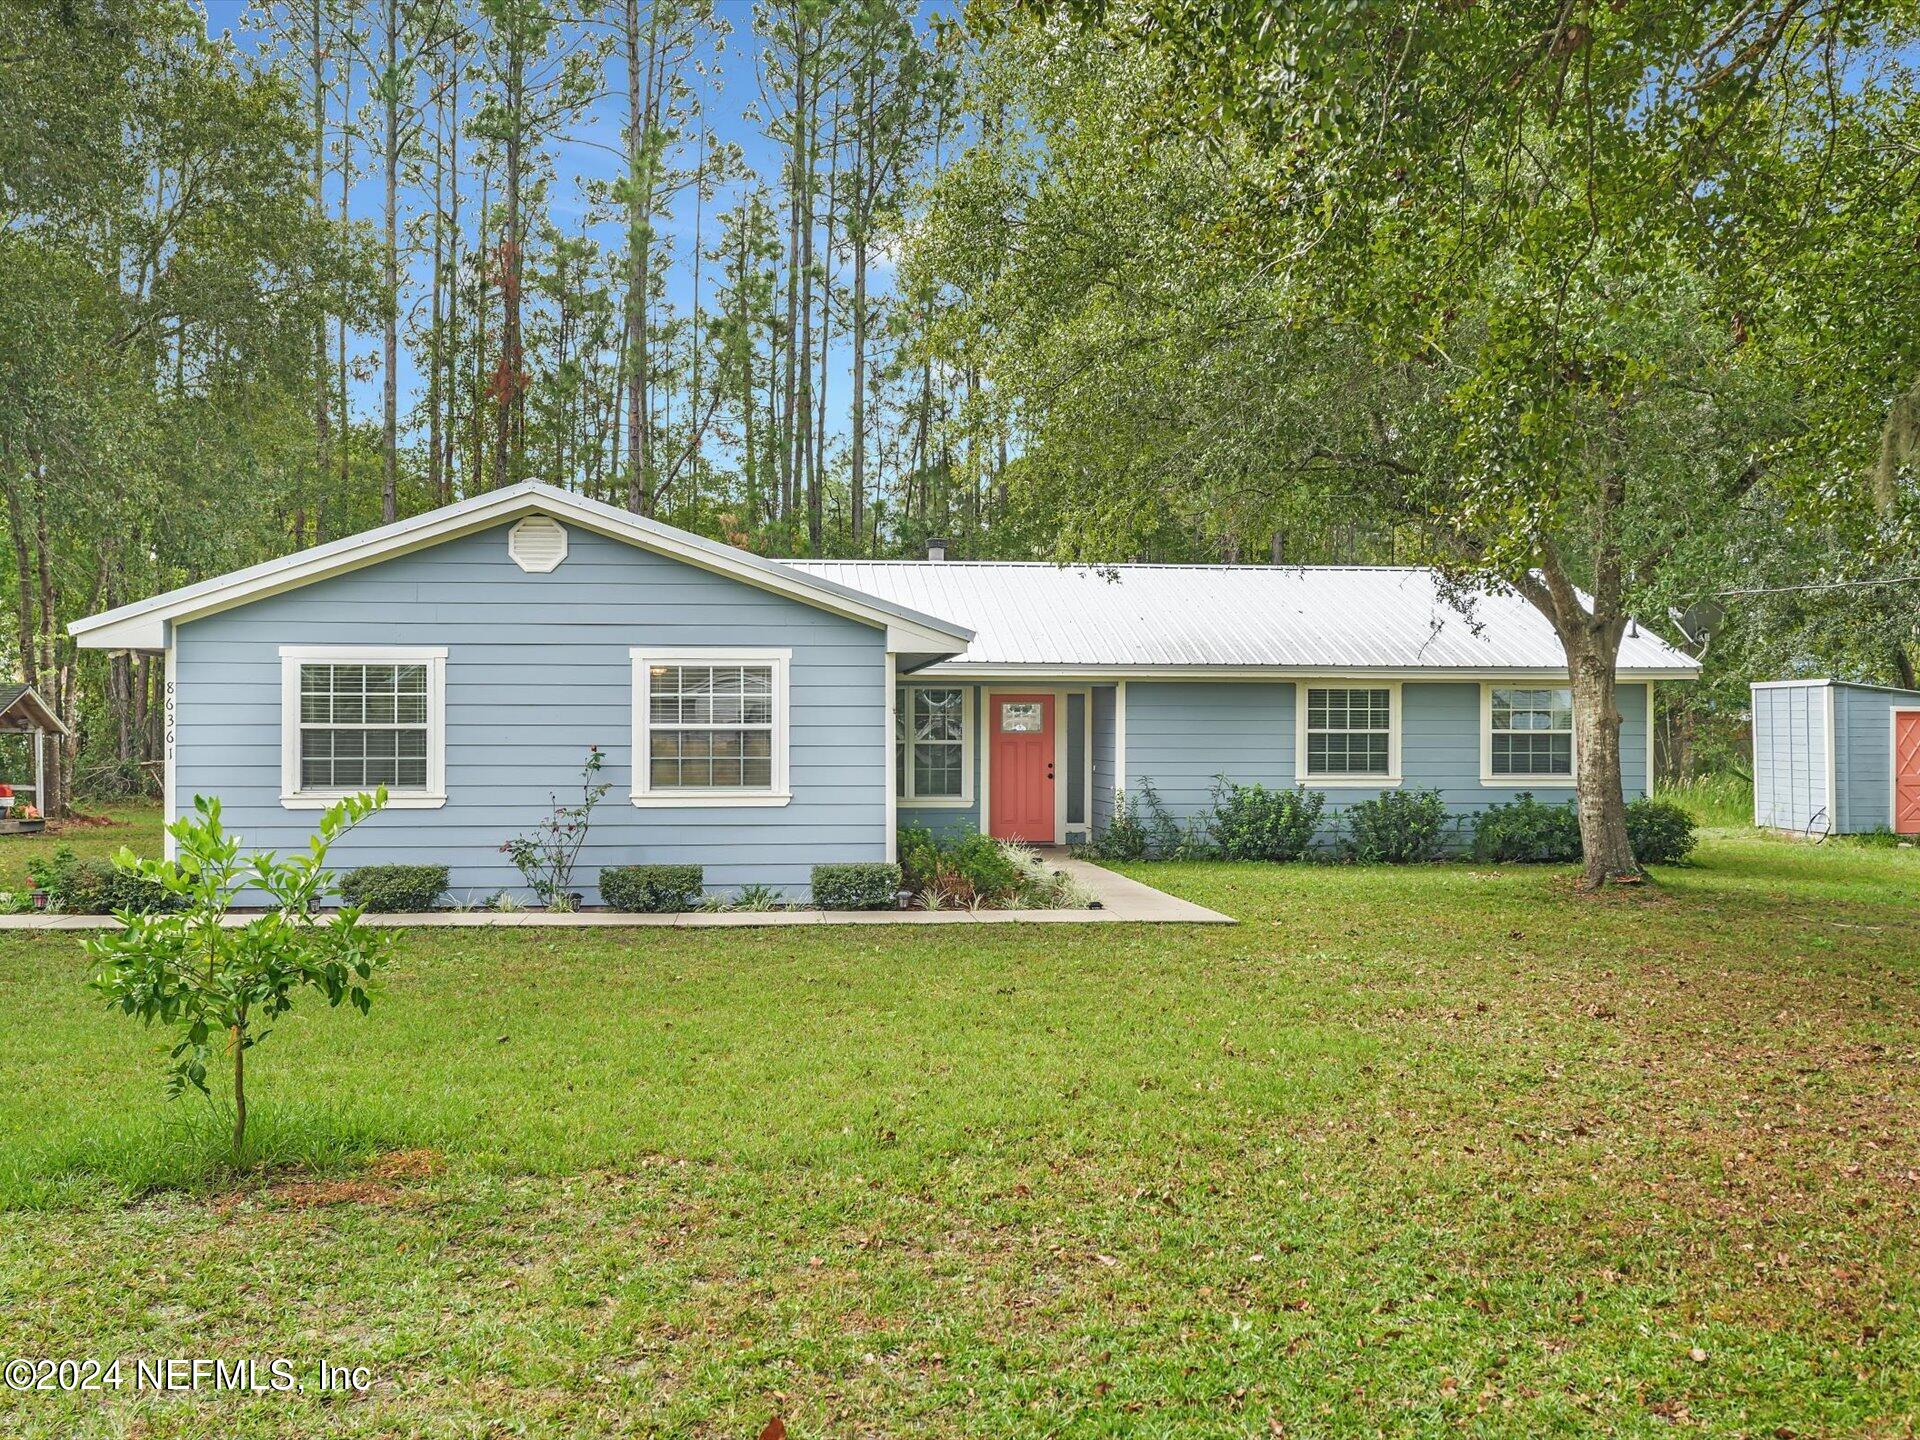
(630, 646, 792, 807)
(896, 682, 974, 808)
(1294, 679, 1402, 788)
(279, 644, 447, 809)
(1480, 681, 1578, 787)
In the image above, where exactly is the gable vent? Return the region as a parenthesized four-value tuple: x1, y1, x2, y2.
(508, 515, 568, 573)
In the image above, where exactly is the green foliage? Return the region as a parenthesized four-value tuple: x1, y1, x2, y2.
(500, 748, 610, 911)
(1661, 773, 1754, 830)
(340, 864, 449, 914)
(27, 844, 179, 915)
(600, 864, 704, 914)
(83, 790, 393, 1161)
(1136, 778, 1215, 860)
(811, 863, 902, 911)
(1209, 778, 1324, 861)
(1089, 790, 1149, 861)
(729, 883, 784, 912)
(1472, 795, 1584, 865)
(896, 825, 1026, 907)
(1625, 798, 1699, 867)
(1340, 790, 1450, 864)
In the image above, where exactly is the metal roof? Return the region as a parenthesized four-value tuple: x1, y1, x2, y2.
(0, 683, 68, 734)
(785, 562, 1699, 675)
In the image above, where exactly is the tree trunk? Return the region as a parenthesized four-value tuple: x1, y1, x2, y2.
(231, 1022, 247, 1162)
(494, 43, 524, 490)
(310, 0, 330, 544)
(1567, 640, 1638, 885)
(380, 0, 400, 523)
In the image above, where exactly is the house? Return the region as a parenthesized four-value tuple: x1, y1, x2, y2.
(1750, 678, 1920, 836)
(71, 483, 1699, 901)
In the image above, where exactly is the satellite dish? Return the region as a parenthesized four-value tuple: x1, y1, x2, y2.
(1669, 600, 1724, 653)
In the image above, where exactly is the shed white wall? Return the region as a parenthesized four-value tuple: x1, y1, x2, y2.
(1751, 682, 1831, 834)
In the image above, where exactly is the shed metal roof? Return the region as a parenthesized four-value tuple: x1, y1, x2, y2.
(786, 562, 1698, 676)
(0, 683, 68, 734)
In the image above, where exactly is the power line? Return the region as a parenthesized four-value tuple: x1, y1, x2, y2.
(1714, 575, 1920, 598)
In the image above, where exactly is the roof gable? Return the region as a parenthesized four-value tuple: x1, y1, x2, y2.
(71, 483, 973, 655)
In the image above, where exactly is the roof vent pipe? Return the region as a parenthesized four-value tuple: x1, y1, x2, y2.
(926, 538, 948, 562)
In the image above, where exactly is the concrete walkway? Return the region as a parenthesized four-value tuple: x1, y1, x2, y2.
(0, 857, 1232, 930)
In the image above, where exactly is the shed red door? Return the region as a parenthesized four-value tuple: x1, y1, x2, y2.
(990, 694, 1055, 842)
(1895, 710, 1920, 835)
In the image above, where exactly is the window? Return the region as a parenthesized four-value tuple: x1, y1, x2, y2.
(999, 701, 1043, 733)
(1487, 686, 1575, 780)
(631, 649, 790, 806)
(896, 686, 971, 805)
(1302, 684, 1396, 780)
(280, 646, 445, 808)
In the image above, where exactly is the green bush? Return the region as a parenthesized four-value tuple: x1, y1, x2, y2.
(1341, 789, 1451, 863)
(1209, 779, 1324, 860)
(1472, 793, 1583, 863)
(340, 863, 449, 912)
(600, 864, 704, 913)
(1090, 791, 1149, 861)
(1625, 797, 1698, 865)
(894, 825, 1025, 905)
(812, 862, 902, 910)
(27, 845, 178, 914)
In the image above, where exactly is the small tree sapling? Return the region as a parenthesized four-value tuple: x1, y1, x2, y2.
(86, 790, 394, 1164)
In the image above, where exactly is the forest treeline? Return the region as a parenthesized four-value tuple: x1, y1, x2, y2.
(3, 0, 1917, 827)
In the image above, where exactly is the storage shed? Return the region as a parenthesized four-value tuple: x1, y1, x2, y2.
(1751, 679, 1920, 836)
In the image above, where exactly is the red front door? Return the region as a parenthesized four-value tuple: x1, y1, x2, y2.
(990, 694, 1055, 842)
(1895, 710, 1920, 835)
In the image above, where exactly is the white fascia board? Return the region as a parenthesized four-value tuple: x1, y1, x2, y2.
(916, 664, 1698, 682)
(71, 482, 973, 656)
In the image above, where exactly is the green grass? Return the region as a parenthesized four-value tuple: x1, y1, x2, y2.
(0, 801, 164, 892)
(2, 825, 1918, 1436)
(1660, 773, 1755, 829)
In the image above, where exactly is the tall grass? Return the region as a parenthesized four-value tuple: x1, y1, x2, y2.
(1661, 771, 1753, 828)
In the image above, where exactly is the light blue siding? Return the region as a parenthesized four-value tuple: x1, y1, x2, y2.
(173, 522, 887, 902)
(1751, 682, 1830, 833)
(1125, 682, 1295, 820)
(1832, 681, 1920, 832)
(1118, 679, 1649, 849)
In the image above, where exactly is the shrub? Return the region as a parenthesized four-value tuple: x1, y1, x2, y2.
(1625, 797, 1698, 865)
(1090, 791, 1148, 861)
(1137, 778, 1214, 859)
(341, 864, 449, 912)
(500, 747, 611, 910)
(943, 831, 1025, 902)
(812, 862, 902, 910)
(897, 825, 941, 889)
(1209, 779, 1324, 861)
(28, 845, 179, 915)
(1472, 794, 1582, 864)
(600, 864, 704, 913)
(1341, 789, 1451, 863)
(893, 825, 1025, 906)
(998, 842, 1094, 909)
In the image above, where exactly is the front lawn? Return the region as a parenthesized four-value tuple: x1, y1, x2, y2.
(1, 829, 1916, 1436)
